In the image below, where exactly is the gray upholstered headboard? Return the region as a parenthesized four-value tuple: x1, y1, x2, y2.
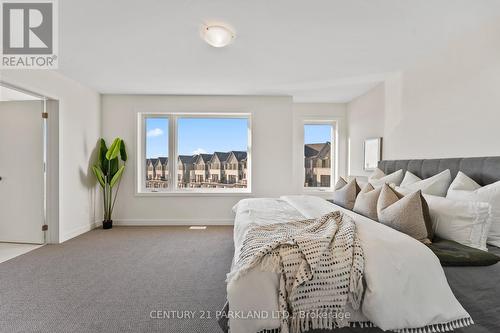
(378, 156, 500, 186)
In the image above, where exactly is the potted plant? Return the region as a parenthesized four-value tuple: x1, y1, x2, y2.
(92, 138, 127, 229)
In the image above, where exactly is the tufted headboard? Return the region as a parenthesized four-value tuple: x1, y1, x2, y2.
(378, 156, 500, 186)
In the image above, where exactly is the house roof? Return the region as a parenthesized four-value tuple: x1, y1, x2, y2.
(305, 142, 331, 159)
(178, 155, 195, 164)
(193, 153, 213, 164)
(147, 157, 168, 166)
(212, 152, 230, 163)
(231, 151, 247, 162)
(149, 151, 249, 166)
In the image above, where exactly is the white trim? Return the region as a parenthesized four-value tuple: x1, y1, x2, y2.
(60, 218, 234, 242)
(0, 82, 59, 244)
(135, 191, 253, 197)
(99, 219, 234, 226)
(60, 223, 97, 243)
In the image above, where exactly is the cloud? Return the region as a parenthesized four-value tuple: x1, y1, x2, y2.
(147, 128, 164, 137)
(191, 148, 208, 155)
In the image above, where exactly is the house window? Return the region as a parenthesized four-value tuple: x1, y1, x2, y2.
(304, 123, 334, 190)
(139, 114, 251, 194)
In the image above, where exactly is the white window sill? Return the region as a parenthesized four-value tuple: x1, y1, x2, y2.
(303, 188, 334, 193)
(135, 191, 253, 197)
(302, 189, 334, 196)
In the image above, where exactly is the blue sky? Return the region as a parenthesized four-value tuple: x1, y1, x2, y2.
(146, 118, 248, 158)
(304, 124, 332, 144)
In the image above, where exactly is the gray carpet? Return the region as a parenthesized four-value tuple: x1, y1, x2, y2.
(0, 226, 234, 333)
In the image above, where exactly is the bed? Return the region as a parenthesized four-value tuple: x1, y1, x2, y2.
(221, 157, 500, 333)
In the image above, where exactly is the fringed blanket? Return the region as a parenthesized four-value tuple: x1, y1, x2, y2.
(227, 211, 365, 333)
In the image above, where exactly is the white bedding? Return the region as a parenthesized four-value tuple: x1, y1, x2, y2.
(227, 195, 471, 333)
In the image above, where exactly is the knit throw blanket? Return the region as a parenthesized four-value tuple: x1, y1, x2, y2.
(227, 211, 365, 333)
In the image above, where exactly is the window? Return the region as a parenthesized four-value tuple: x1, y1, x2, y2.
(304, 123, 334, 190)
(139, 114, 251, 194)
(145, 117, 168, 190)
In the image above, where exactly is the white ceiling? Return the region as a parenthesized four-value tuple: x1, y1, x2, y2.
(58, 0, 500, 102)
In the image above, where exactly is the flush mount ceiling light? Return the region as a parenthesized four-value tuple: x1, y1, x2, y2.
(203, 25, 235, 48)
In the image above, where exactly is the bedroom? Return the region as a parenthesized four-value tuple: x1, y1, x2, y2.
(0, 0, 499, 332)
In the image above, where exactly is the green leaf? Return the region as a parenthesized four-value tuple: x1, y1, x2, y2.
(92, 165, 106, 188)
(110, 165, 125, 187)
(109, 157, 119, 178)
(105, 138, 121, 161)
(119, 139, 128, 162)
(98, 139, 108, 174)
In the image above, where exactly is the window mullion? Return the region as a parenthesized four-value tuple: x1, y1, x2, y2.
(169, 115, 176, 191)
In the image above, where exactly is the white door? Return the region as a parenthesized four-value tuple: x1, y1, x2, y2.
(0, 100, 44, 244)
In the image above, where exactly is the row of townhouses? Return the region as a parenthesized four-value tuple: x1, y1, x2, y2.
(146, 151, 248, 189)
(304, 142, 332, 187)
(145, 142, 331, 189)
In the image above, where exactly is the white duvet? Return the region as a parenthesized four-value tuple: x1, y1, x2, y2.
(227, 195, 472, 333)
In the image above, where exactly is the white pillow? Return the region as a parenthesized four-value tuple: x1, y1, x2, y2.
(447, 171, 500, 247)
(396, 170, 452, 197)
(400, 171, 422, 188)
(423, 194, 492, 251)
(368, 168, 385, 181)
(368, 168, 404, 188)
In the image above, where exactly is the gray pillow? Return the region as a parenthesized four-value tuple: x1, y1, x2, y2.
(353, 183, 381, 221)
(332, 178, 360, 210)
(377, 184, 433, 244)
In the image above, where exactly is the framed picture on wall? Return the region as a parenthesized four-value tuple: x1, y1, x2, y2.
(364, 137, 382, 171)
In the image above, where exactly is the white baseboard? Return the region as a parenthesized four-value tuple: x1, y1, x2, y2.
(61, 219, 233, 242)
(60, 223, 98, 243)
(94, 218, 234, 227)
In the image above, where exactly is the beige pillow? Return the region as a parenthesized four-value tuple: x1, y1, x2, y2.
(332, 178, 360, 210)
(377, 184, 433, 244)
(353, 183, 381, 221)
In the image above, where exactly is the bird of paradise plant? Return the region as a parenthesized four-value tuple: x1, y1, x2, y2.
(92, 138, 127, 229)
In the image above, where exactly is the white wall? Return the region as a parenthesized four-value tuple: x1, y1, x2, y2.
(348, 18, 500, 169)
(102, 95, 296, 224)
(102, 95, 347, 224)
(384, 18, 500, 159)
(347, 84, 385, 177)
(0, 70, 101, 243)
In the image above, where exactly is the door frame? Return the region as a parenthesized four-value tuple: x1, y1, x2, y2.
(0, 81, 59, 244)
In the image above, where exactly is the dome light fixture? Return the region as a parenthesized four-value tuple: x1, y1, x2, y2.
(203, 24, 235, 48)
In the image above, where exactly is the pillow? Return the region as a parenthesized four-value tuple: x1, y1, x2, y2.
(368, 168, 385, 181)
(427, 237, 500, 266)
(423, 194, 492, 251)
(332, 178, 360, 210)
(368, 168, 404, 188)
(447, 171, 500, 247)
(377, 184, 433, 244)
(344, 176, 368, 190)
(399, 171, 422, 188)
(396, 169, 452, 197)
(353, 183, 381, 221)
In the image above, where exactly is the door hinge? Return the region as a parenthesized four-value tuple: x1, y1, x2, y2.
(42, 112, 48, 119)
(42, 224, 48, 231)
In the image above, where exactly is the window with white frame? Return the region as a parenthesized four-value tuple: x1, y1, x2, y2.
(304, 122, 335, 190)
(139, 114, 251, 194)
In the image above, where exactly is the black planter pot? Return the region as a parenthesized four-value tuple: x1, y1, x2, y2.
(102, 220, 113, 229)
